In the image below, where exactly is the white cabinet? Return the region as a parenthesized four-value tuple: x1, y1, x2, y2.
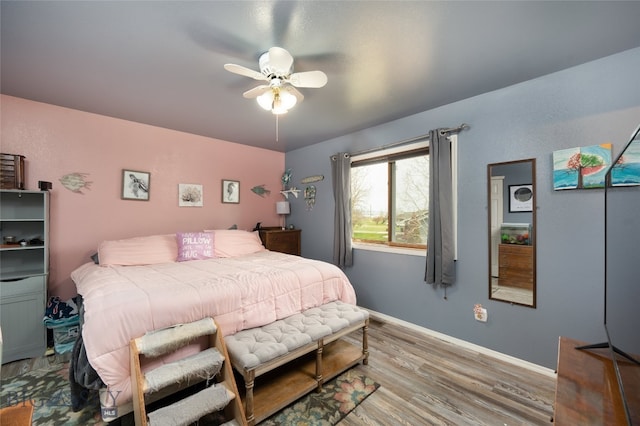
(0, 190, 48, 363)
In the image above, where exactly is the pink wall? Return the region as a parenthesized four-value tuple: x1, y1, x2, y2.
(1, 95, 284, 299)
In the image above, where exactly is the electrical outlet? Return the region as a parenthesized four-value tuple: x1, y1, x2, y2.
(475, 308, 488, 322)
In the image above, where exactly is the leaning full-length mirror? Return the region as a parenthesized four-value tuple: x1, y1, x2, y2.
(488, 159, 536, 307)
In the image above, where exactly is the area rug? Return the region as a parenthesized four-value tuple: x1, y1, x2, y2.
(0, 362, 379, 425)
(258, 369, 379, 425)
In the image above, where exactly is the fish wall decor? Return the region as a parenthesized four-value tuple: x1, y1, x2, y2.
(251, 185, 271, 197)
(59, 173, 92, 194)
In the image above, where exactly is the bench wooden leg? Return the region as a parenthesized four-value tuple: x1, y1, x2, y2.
(245, 370, 255, 426)
(362, 319, 369, 365)
(316, 339, 324, 392)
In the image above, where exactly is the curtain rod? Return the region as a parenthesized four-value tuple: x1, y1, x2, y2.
(332, 123, 469, 160)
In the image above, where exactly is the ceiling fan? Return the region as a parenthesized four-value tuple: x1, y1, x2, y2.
(224, 47, 328, 115)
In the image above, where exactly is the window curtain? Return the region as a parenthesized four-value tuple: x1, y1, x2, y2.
(425, 129, 456, 286)
(331, 153, 353, 268)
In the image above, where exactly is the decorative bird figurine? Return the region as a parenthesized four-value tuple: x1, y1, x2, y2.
(280, 187, 301, 199)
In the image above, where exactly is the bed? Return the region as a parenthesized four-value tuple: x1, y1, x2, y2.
(69, 230, 357, 415)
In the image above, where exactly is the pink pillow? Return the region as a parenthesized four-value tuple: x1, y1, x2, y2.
(204, 230, 266, 258)
(176, 232, 215, 261)
(98, 234, 178, 266)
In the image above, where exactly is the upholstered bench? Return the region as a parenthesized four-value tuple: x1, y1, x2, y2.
(225, 301, 369, 425)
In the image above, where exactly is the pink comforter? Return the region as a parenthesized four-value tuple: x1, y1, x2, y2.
(72, 251, 356, 404)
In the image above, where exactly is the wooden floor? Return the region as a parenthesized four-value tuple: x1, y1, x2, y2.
(339, 316, 556, 425)
(1, 315, 556, 425)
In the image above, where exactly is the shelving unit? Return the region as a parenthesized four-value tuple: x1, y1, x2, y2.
(246, 338, 366, 424)
(0, 189, 49, 363)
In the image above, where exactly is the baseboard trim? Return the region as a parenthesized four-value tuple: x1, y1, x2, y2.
(366, 309, 556, 378)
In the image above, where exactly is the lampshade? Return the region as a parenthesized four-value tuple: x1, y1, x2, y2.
(276, 201, 290, 215)
(257, 88, 297, 115)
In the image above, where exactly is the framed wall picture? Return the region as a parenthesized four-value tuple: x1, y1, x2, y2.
(222, 179, 240, 203)
(122, 169, 150, 201)
(179, 184, 203, 207)
(509, 184, 533, 212)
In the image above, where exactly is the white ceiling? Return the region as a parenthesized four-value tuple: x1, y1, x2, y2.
(2, 1, 640, 152)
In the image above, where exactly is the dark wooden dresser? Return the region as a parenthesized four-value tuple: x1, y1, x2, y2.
(258, 227, 301, 255)
(498, 244, 533, 289)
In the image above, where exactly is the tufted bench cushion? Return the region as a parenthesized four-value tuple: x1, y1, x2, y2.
(225, 301, 369, 370)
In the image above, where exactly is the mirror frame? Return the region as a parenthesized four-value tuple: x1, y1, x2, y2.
(487, 158, 537, 308)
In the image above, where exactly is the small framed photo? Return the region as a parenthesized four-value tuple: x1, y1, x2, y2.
(179, 184, 203, 207)
(122, 169, 150, 201)
(509, 184, 533, 212)
(222, 179, 240, 204)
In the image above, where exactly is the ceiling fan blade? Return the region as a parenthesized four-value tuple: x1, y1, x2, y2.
(288, 70, 328, 88)
(243, 85, 271, 99)
(268, 47, 294, 73)
(224, 63, 265, 81)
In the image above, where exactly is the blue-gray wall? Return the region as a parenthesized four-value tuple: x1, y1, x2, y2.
(285, 47, 640, 368)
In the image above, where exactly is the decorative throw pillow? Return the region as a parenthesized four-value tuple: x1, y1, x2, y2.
(176, 232, 215, 261)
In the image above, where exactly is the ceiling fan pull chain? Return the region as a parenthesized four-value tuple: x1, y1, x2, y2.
(276, 115, 279, 142)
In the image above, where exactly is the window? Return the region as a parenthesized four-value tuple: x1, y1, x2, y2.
(351, 143, 429, 249)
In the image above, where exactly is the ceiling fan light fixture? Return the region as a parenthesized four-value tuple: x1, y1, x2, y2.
(225, 46, 324, 118)
(257, 91, 274, 111)
(279, 89, 297, 110)
(257, 88, 297, 115)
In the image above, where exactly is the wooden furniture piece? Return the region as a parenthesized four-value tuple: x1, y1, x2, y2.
(0, 402, 34, 426)
(498, 244, 533, 289)
(130, 318, 246, 426)
(0, 190, 48, 363)
(554, 336, 640, 425)
(225, 302, 369, 425)
(258, 227, 301, 255)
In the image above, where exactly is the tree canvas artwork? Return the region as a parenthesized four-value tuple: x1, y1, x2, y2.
(610, 137, 640, 186)
(553, 143, 612, 190)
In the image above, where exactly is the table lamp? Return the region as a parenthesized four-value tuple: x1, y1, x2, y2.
(276, 201, 290, 230)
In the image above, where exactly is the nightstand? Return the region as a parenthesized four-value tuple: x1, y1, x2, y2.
(258, 227, 301, 256)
